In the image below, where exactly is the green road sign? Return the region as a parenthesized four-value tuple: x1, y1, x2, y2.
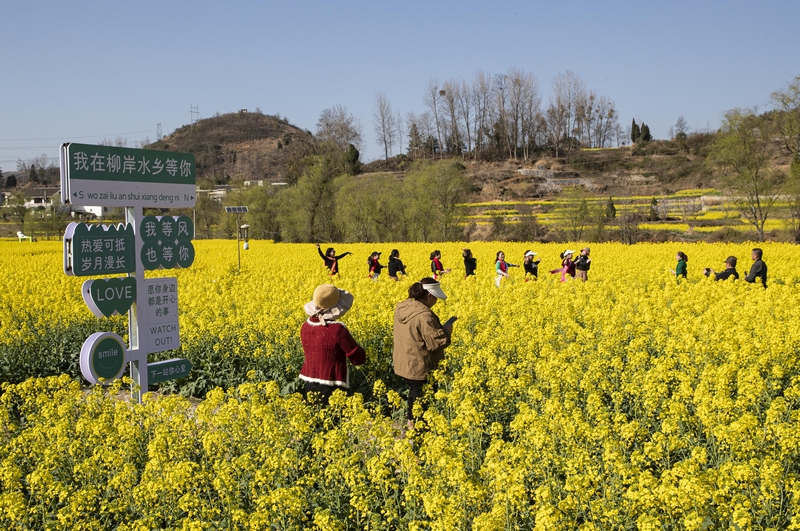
(80, 332, 127, 384)
(82, 277, 137, 318)
(64, 222, 136, 276)
(60, 143, 196, 208)
(148, 358, 192, 384)
(140, 215, 195, 270)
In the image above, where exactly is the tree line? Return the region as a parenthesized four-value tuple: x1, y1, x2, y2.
(187, 156, 472, 243)
(373, 69, 624, 162)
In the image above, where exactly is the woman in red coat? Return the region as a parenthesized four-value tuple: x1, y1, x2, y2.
(300, 284, 365, 405)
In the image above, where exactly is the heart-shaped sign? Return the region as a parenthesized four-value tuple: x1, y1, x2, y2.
(82, 277, 137, 318)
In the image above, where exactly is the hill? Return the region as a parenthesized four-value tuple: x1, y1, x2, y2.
(147, 110, 313, 184)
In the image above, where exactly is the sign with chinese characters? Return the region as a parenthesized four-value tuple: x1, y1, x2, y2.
(82, 277, 137, 318)
(60, 143, 196, 208)
(80, 332, 127, 384)
(140, 215, 195, 270)
(147, 358, 193, 384)
(64, 222, 136, 276)
(144, 278, 179, 353)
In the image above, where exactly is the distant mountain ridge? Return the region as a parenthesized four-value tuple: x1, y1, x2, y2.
(147, 110, 312, 183)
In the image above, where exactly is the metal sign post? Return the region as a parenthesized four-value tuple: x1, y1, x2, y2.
(225, 206, 248, 272)
(61, 142, 197, 403)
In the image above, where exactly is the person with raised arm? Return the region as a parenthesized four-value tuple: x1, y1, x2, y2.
(315, 244, 351, 276)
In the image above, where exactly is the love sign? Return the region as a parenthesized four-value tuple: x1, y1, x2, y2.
(82, 277, 137, 318)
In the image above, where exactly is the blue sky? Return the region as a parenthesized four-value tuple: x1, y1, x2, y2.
(2, 0, 798, 173)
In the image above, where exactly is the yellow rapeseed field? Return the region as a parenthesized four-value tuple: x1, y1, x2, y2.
(1, 240, 800, 529)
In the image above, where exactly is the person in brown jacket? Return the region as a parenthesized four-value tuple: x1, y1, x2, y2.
(393, 278, 455, 425)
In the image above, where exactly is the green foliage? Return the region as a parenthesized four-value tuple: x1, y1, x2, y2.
(562, 188, 591, 240)
(631, 119, 640, 144)
(279, 155, 342, 242)
(604, 196, 617, 220)
(640, 123, 652, 142)
(649, 197, 659, 221)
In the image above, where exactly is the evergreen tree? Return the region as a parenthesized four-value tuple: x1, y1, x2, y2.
(631, 119, 641, 144)
(407, 123, 424, 158)
(604, 196, 616, 220)
(640, 123, 652, 142)
(29, 165, 39, 183)
(6, 173, 17, 188)
(0, 169, 4, 189)
(649, 197, 659, 221)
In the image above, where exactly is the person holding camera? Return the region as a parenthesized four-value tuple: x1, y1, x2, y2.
(393, 278, 455, 427)
(704, 256, 739, 281)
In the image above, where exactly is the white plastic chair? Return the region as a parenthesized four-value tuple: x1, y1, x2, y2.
(17, 231, 32, 242)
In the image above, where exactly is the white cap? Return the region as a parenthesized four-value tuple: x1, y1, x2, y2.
(524, 250, 537, 257)
(422, 281, 447, 300)
(564, 249, 576, 255)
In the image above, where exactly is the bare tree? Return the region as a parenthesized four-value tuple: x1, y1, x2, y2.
(423, 79, 444, 158)
(770, 75, 800, 155)
(316, 105, 364, 152)
(372, 92, 397, 161)
(707, 108, 784, 241)
(589, 95, 619, 148)
(546, 71, 587, 158)
(441, 79, 462, 155)
(471, 71, 493, 160)
(456, 79, 474, 155)
(396, 111, 405, 155)
(493, 73, 513, 158)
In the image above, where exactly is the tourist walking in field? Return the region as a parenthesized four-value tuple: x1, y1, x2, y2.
(575, 247, 591, 282)
(315, 244, 351, 276)
(393, 278, 455, 426)
(671, 251, 688, 281)
(462, 249, 477, 279)
(745, 248, 768, 288)
(388, 249, 407, 281)
(550, 249, 576, 282)
(522, 250, 540, 281)
(430, 250, 451, 280)
(367, 251, 383, 281)
(299, 284, 366, 406)
(494, 251, 519, 287)
(704, 256, 739, 281)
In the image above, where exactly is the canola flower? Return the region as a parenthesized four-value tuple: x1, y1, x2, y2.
(1, 240, 800, 529)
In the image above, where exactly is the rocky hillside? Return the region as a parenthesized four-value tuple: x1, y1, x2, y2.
(147, 111, 313, 183)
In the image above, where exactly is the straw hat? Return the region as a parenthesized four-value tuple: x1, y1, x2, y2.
(304, 284, 354, 324)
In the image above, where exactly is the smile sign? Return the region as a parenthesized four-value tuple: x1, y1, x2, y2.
(82, 277, 137, 317)
(80, 332, 127, 384)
